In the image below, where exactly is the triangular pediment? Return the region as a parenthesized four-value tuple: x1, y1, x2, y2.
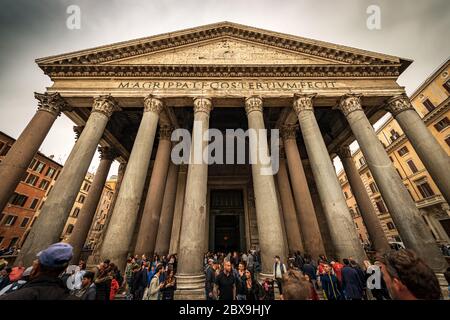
(36, 21, 412, 77)
(102, 37, 335, 65)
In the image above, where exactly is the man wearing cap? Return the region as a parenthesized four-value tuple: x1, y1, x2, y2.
(0, 242, 77, 300)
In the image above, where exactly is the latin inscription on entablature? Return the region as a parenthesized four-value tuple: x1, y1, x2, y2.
(117, 80, 338, 90)
(50, 78, 403, 98)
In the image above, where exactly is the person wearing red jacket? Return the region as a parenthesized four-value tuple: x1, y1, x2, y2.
(330, 260, 344, 284)
(109, 275, 120, 300)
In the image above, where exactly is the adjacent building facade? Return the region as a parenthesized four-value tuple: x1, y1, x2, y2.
(27, 170, 116, 255)
(0, 131, 62, 250)
(338, 58, 450, 247)
(0, 131, 116, 255)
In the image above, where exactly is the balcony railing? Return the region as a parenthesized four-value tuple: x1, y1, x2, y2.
(416, 194, 446, 209)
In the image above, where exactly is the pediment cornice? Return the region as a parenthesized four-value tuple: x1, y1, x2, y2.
(36, 21, 411, 78)
(40, 63, 402, 78)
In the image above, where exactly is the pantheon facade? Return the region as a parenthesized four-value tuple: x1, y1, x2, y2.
(1, 22, 449, 299)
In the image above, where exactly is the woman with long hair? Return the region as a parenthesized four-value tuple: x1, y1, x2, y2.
(243, 269, 260, 300)
(160, 269, 176, 300)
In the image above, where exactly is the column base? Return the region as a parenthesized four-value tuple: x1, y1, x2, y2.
(436, 272, 449, 300)
(174, 273, 205, 300)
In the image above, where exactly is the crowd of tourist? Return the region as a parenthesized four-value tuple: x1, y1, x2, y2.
(0, 243, 179, 300)
(122, 253, 178, 300)
(203, 249, 450, 300)
(0, 241, 449, 300)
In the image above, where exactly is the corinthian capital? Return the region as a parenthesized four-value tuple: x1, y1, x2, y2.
(73, 125, 84, 140)
(92, 95, 121, 118)
(193, 97, 213, 114)
(337, 144, 352, 159)
(280, 125, 298, 141)
(385, 94, 414, 116)
(293, 93, 316, 115)
(337, 94, 363, 117)
(35, 92, 69, 116)
(159, 125, 174, 140)
(98, 146, 118, 161)
(144, 95, 164, 114)
(244, 96, 263, 115)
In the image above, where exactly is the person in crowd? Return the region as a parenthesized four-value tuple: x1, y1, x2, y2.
(9, 262, 25, 283)
(157, 263, 167, 296)
(214, 259, 236, 300)
(241, 252, 248, 265)
(133, 254, 141, 266)
(330, 259, 344, 284)
(131, 263, 147, 300)
(129, 264, 140, 299)
(341, 258, 364, 300)
(168, 255, 176, 273)
(302, 257, 317, 290)
(0, 267, 11, 290)
(110, 273, 120, 300)
(362, 259, 390, 300)
(73, 271, 96, 300)
(0, 266, 32, 296)
(254, 251, 262, 272)
(320, 263, 342, 300)
(247, 251, 254, 274)
(317, 257, 328, 276)
(146, 264, 164, 300)
(273, 255, 287, 298)
(303, 274, 319, 300)
(0, 242, 75, 300)
(236, 261, 247, 300)
(147, 263, 156, 287)
(151, 255, 160, 269)
(350, 258, 368, 299)
(260, 278, 275, 300)
(231, 252, 240, 269)
(66, 260, 87, 291)
(243, 269, 260, 300)
(287, 255, 298, 271)
(109, 263, 123, 291)
(281, 269, 311, 300)
(294, 251, 305, 270)
(205, 258, 216, 300)
(160, 268, 176, 300)
(319, 254, 329, 263)
(94, 263, 112, 301)
(103, 259, 111, 270)
(124, 257, 136, 296)
(376, 249, 441, 300)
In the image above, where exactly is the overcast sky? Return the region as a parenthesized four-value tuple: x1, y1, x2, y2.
(0, 0, 449, 176)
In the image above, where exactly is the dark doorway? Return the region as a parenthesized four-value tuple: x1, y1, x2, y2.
(214, 215, 240, 252)
(209, 189, 245, 252)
